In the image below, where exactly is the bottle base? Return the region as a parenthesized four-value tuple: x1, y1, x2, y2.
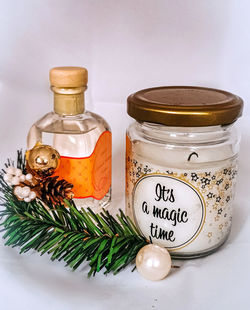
(73, 189, 111, 213)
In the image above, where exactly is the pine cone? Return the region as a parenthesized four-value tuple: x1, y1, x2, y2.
(39, 176, 74, 205)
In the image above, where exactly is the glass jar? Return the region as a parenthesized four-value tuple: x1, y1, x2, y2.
(126, 86, 243, 258)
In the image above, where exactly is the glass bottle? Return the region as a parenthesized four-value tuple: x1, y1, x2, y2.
(27, 67, 112, 212)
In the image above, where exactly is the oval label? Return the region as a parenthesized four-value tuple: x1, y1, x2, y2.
(132, 174, 206, 250)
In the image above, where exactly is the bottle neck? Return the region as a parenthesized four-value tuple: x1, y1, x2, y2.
(52, 86, 86, 116)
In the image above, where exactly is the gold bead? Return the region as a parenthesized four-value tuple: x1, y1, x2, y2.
(27, 143, 60, 178)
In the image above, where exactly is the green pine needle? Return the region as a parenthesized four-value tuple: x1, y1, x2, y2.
(0, 150, 148, 276)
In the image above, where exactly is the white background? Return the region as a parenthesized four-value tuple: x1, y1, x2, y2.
(0, 1, 249, 310)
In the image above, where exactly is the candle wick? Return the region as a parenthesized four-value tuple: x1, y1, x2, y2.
(188, 152, 199, 161)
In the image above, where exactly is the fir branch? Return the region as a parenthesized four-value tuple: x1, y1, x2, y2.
(0, 150, 148, 276)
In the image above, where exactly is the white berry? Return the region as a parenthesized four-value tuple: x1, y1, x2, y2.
(19, 175, 26, 182)
(15, 168, 23, 177)
(24, 197, 31, 203)
(25, 174, 33, 181)
(11, 176, 20, 186)
(3, 174, 12, 182)
(14, 186, 23, 198)
(6, 167, 15, 175)
(21, 186, 31, 198)
(29, 191, 36, 200)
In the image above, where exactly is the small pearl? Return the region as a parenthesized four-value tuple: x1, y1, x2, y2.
(21, 186, 31, 198)
(29, 191, 36, 200)
(6, 167, 15, 175)
(11, 176, 20, 186)
(24, 197, 31, 203)
(136, 244, 172, 281)
(25, 174, 33, 181)
(15, 168, 23, 177)
(19, 174, 26, 182)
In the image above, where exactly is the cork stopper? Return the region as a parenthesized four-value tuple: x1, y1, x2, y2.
(49, 66, 88, 88)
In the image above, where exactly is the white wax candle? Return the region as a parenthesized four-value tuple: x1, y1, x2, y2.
(126, 130, 238, 257)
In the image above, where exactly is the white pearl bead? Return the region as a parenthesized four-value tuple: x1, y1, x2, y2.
(21, 186, 31, 198)
(25, 174, 33, 181)
(24, 197, 31, 203)
(6, 167, 15, 175)
(19, 175, 26, 182)
(15, 168, 23, 177)
(29, 191, 36, 200)
(11, 176, 20, 186)
(136, 244, 171, 281)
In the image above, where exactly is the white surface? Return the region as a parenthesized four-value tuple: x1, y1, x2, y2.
(0, 1, 250, 310)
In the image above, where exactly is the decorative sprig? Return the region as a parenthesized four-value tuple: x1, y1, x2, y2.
(0, 151, 148, 276)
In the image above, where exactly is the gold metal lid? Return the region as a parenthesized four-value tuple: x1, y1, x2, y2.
(49, 66, 88, 88)
(127, 86, 243, 127)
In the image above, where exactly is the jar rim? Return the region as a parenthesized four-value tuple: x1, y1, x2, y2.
(127, 86, 243, 127)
